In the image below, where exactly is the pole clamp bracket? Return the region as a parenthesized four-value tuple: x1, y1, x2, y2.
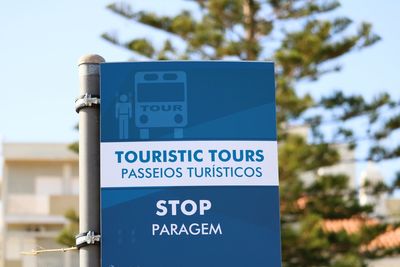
(75, 231, 101, 249)
(75, 93, 100, 113)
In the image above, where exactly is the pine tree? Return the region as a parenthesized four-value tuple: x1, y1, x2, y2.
(101, 1, 400, 265)
(57, 209, 79, 247)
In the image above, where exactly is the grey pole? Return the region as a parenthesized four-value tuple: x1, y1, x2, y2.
(76, 54, 105, 267)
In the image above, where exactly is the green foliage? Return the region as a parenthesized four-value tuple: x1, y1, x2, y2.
(57, 209, 79, 247)
(284, 214, 330, 266)
(101, 0, 400, 265)
(330, 254, 364, 267)
(69, 124, 79, 153)
(270, 0, 341, 19)
(68, 142, 78, 153)
(306, 174, 373, 218)
(126, 38, 155, 57)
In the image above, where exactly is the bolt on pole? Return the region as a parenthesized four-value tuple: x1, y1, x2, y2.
(76, 54, 105, 267)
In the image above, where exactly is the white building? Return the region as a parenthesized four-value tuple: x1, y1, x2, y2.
(290, 125, 400, 266)
(0, 137, 398, 266)
(1, 143, 79, 267)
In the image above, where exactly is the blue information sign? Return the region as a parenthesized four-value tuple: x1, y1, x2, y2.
(100, 61, 281, 267)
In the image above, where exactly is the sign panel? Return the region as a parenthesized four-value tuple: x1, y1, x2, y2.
(101, 61, 281, 267)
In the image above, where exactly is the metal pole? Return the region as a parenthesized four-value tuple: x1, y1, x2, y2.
(77, 54, 105, 267)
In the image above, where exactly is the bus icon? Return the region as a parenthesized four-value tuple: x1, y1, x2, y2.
(134, 71, 188, 139)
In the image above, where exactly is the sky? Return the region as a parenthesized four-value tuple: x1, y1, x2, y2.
(0, 0, 399, 184)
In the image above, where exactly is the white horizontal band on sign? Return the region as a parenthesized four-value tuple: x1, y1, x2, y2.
(100, 140, 279, 188)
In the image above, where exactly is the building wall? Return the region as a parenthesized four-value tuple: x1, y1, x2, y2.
(369, 256, 400, 267)
(7, 162, 62, 194)
(1, 143, 79, 267)
(386, 199, 400, 222)
(317, 144, 356, 188)
(300, 143, 356, 188)
(5, 161, 78, 217)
